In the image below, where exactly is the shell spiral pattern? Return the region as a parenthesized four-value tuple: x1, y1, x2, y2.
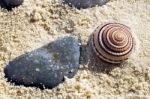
(92, 23, 135, 64)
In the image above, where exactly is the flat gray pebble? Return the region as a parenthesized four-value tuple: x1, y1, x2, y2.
(64, 0, 108, 9)
(0, 0, 23, 10)
(5, 37, 80, 89)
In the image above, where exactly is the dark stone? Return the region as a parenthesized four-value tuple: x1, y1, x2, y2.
(0, 0, 6, 8)
(4, 37, 80, 89)
(63, 0, 108, 9)
(0, 0, 23, 10)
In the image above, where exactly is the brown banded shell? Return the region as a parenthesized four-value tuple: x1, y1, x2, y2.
(92, 23, 135, 64)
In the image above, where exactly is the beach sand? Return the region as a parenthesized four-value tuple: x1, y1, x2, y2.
(0, 0, 150, 98)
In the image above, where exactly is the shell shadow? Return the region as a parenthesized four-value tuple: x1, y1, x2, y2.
(4, 36, 80, 89)
(80, 35, 124, 74)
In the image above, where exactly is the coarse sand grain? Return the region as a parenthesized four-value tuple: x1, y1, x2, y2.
(0, 0, 150, 98)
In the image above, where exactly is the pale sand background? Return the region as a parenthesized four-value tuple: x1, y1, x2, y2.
(0, 0, 150, 98)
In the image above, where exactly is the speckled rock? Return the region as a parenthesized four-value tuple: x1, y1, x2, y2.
(5, 37, 80, 89)
(64, 0, 108, 9)
(0, 0, 23, 10)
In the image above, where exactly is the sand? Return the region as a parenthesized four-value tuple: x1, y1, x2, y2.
(0, 0, 150, 98)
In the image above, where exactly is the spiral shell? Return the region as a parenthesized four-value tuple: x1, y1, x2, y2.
(92, 23, 135, 64)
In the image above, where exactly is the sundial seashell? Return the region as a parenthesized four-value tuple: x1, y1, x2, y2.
(92, 23, 135, 64)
